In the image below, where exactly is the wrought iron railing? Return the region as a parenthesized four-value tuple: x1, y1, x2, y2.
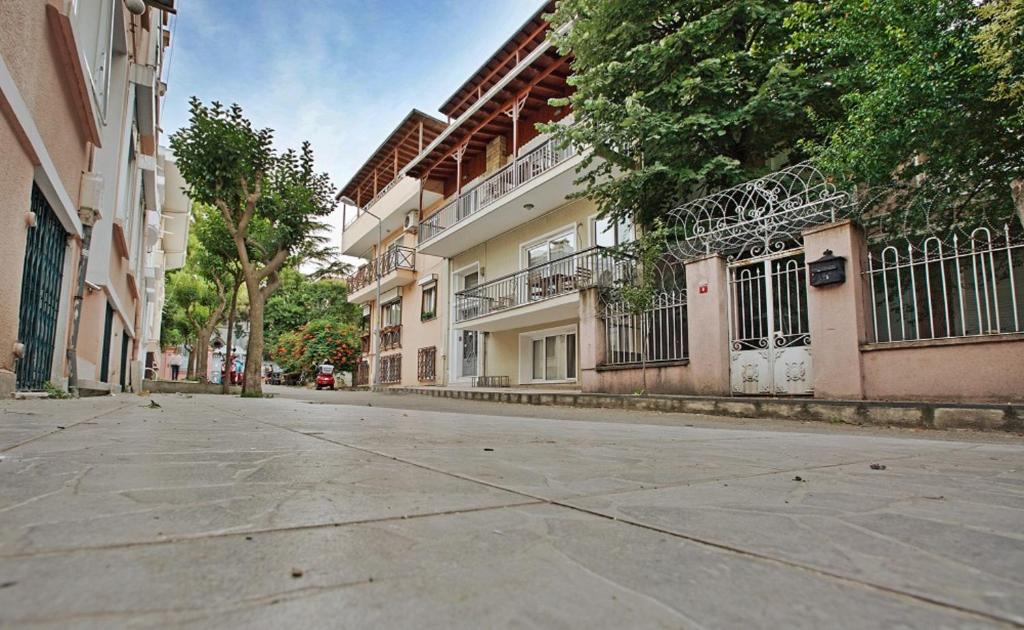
(417, 346, 437, 382)
(380, 354, 402, 384)
(360, 333, 371, 354)
(453, 247, 635, 324)
(603, 292, 689, 366)
(380, 325, 402, 351)
(347, 246, 416, 292)
(865, 224, 1024, 343)
(420, 136, 577, 243)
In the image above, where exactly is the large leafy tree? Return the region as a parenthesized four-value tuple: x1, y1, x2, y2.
(544, 0, 828, 226)
(263, 268, 360, 352)
(789, 0, 1024, 227)
(170, 99, 337, 396)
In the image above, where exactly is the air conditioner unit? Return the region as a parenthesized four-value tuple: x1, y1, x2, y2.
(403, 210, 419, 232)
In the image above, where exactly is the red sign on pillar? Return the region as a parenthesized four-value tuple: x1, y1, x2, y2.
(698, 282, 709, 295)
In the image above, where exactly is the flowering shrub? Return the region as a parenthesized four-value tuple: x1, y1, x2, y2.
(270, 319, 361, 380)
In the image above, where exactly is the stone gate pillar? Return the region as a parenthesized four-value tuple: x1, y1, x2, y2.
(577, 287, 604, 393)
(684, 254, 730, 395)
(802, 219, 869, 399)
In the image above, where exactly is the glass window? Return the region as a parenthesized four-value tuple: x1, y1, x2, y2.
(421, 285, 437, 319)
(382, 301, 402, 327)
(593, 216, 635, 248)
(72, 0, 115, 117)
(524, 231, 577, 268)
(529, 331, 576, 381)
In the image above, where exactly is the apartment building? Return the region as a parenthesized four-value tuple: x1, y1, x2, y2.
(401, 3, 634, 388)
(338, 110, 448, 387)
(0, 0, 181, 397)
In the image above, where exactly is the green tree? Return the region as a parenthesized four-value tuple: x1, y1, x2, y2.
(170, 99, 337, 396)
(264, 268, 360, 351)
(192, 203, 245, 391)
(163, 268, 219, 380)
(789, 0, 1024, 227)
(975, 0, 1024, 221)
(543, 0, 826, 226)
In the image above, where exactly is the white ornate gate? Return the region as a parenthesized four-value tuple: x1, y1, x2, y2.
(728, 251, 812, 395)
(667, 162, 853, 396)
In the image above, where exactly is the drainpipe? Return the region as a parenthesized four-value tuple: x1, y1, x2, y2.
(67, 207, 100, 398)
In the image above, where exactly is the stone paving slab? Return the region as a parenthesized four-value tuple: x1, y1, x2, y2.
(0, 504, 1002, 629)
(0, 392, 1021, 628)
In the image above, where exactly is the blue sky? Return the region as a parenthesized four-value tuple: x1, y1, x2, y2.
(161, 0, 544, 250)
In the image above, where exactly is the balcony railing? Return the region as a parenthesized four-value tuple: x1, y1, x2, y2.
(380, 325, 402, 351)
(420, 136, 577, 243)
(453, 247, 635, 324)
(360, 333, 371, 354)
(347, 246, 416, 293)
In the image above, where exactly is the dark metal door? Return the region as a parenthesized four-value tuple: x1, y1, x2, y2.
(119, 333, 130, 391)
(100, 305, 114, 383)
(16, 185, 67, 391)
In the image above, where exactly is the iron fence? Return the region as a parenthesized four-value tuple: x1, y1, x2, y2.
(865, 224, 1024, 343)
(603, 291, 689, 366)
(453, 247, 635, 324)
(419, 136, 577, 243)
(347, 246, 416, 293)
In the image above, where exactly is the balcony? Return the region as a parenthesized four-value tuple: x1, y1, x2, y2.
(347, 246, 416, 304)
(418, 136, 585, 257)
(341, 176, 442, 257)
(380, 325, 402, 351)
(453, 246, 635, 332)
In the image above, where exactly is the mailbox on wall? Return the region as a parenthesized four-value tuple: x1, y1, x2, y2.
(809, 249, 847, 287)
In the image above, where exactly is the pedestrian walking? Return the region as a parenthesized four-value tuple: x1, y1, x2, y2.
(169, 350, 183, 381)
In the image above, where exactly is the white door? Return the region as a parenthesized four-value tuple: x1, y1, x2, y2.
(454, 269, 481, 382)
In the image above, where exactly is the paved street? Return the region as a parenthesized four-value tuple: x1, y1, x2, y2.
(0, 390, 1022, 628)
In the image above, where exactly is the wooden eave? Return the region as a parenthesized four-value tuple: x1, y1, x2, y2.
(439, 1, 556, 119)
(407, 52, 572, 182)
(339, 109, 447, 204)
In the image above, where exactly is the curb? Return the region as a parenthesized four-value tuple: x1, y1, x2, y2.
(376, 386, 1024, 432)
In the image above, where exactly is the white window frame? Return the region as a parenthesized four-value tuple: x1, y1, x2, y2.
(590, 214, 635, 249)
(520, 223, 577, 270)
(70, 0, 117, 121)
(518, 324, 578, 384)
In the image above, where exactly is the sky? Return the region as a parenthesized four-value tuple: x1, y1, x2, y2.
(160, 0, 544, 263)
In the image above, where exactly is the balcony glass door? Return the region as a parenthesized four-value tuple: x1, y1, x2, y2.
(528, 331, 577, 382)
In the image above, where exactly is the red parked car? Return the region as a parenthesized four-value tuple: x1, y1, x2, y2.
(315, 364, 335, 390)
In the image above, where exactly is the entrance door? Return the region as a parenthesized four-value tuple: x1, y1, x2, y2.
(119, 333, 130, 391)
(100, 305, 114, 383)
(729, 252, 812, 395)
(16, 185, 68, 391)
(455, 269, 481, 381)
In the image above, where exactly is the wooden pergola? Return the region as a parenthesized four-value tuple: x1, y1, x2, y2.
(339, 109, 447, 209)
(406, 1, 572, 188)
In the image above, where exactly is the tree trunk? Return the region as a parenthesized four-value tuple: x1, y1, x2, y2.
(241, 275, 265, 397)
(186, 342, 196, 380)
(194, 329, 211, 383)
(1012, 178, 1024, 230)
(222, 280, 241, 395)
